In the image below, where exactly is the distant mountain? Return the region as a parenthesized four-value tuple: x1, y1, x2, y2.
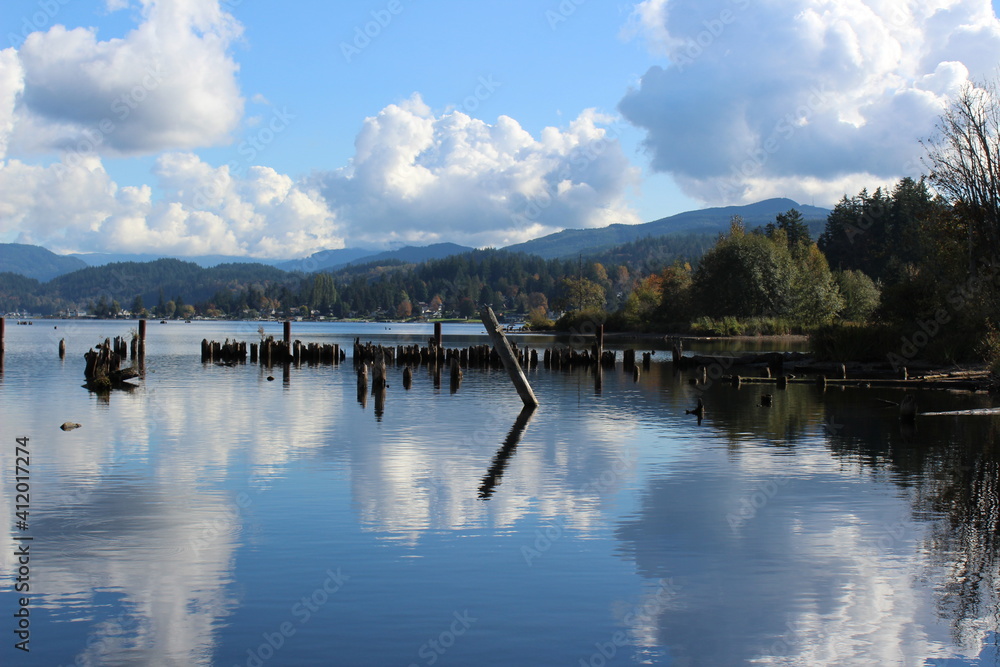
(0, 243, 88, 281)
(71, 252, 291, 268)
(504, 198, 831, 259)
(277, 247, 377, 273)
(348, 243, 475, 267)
(284, 243, 474, 273)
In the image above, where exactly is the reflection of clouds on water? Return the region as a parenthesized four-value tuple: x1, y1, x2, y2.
(617, 445, 998, 666)
(347, 394, 644, 544)
(0, 361, 351, 664)
(40, 483, 236, 666)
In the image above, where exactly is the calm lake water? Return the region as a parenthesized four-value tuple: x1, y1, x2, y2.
(1, 320, 999, 666)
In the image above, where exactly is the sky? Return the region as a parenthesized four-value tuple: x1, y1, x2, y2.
(1, 0, 1000, 259)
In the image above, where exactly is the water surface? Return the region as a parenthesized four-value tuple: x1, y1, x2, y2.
(0, 320, 998, 665)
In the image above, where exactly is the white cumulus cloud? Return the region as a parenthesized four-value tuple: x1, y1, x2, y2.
(619, 0, 1000, 205)
(8, 0, 244, 156)
(311, 95, 641, 249)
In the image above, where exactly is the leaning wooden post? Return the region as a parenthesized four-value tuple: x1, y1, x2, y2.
(480, 307, 538, 408)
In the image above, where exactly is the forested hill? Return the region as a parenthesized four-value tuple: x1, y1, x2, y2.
(0, 229, 708, 317)
(504, 198, 829, 259)
(1, 259, 298, 316)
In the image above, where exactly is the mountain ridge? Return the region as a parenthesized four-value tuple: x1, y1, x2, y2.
(503, 198, 830, 259)
(0, 198, 831, 280)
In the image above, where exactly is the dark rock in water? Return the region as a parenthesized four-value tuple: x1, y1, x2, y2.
(60, 422, 82, 431)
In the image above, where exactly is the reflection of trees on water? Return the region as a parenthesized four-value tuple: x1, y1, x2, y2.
(790, 389, 1000, 647)
(917, 420, 1000, 645)
(613, 370, 1000, 661)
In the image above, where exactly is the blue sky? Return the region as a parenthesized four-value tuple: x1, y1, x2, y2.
(1, 0, 1000, 258)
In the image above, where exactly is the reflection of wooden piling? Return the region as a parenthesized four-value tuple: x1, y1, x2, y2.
(900, 395, 917, 423)
(480, 308, 538, 408)
(594, 325, 604, 367)
(450, 357, 463, 393)
(479, 406, 536, 499)
(374, 385, 386, 419)
(59, 338, 66, 359)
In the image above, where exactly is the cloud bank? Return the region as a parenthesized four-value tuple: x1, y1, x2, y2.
(619, 0, 1000, 205)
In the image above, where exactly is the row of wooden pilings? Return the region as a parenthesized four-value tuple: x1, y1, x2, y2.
(200, 337, 346, 366)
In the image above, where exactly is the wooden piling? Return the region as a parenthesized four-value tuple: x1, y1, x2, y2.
(434, 322, 443, 348)
(372, 356, 386, 392)
(0, 317, 4, 368)
(59, 338, 66, 359)
(480, 308, 538, 408)
(283, 320, 291, 344)
(403, 366, 413, 390)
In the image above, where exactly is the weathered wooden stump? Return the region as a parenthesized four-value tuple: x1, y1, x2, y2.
(83, 339, 138, 391)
